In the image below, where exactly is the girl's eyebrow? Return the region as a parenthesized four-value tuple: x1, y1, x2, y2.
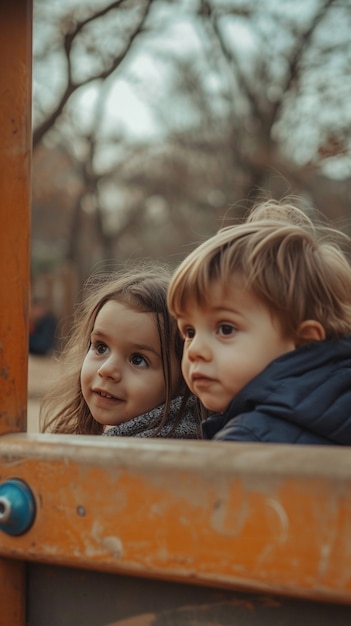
(131, 343, 161, 359)
(91, 330, 161, 359)
(90, 329, 107, 339)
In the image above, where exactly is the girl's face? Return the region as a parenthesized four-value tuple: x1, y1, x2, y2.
(80, 300, 179, 427)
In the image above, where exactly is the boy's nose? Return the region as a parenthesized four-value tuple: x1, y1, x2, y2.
(98, 357, 122, 381)
(187, 334, 211, 362)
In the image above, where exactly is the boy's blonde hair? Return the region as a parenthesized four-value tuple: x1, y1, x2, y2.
(168, 200, 351, 339)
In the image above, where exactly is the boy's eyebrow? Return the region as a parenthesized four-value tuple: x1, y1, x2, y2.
(204, 304, 250, 322)
(213, 305, 243, 315)
(178, 305, 245, 322)
(194, 302, 243, 314)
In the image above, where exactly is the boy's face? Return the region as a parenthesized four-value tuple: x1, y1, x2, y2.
(177, 280, 296, 414)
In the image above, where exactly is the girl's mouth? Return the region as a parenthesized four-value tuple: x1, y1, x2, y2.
(99, 391, 113, 399)
(94, 389, 117, 400)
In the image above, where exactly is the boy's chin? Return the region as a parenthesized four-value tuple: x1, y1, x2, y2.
(201, 399, 228, 414)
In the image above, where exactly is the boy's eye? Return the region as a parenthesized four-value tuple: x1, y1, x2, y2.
(218, 324, 236, 337)
(130, 353, 148, 368)
(183, 327, 195, 339)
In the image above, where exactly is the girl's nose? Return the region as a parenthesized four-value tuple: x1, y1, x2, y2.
(187, 333, 211, 362)
(97, 356, 122, 381)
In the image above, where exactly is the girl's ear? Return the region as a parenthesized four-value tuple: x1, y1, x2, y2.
(295, 320, 326, 347)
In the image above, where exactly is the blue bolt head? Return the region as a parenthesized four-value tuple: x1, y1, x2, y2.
(0, 478, 36, 536)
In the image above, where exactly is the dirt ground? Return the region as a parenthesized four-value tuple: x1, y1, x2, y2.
(27, 354, 60, 432)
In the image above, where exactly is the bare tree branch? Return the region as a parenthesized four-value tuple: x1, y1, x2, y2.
(269, 0, 339, 127)
(33, 0, 154, 148)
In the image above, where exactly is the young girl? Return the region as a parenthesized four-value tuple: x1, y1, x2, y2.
(41, 262, 201, 438)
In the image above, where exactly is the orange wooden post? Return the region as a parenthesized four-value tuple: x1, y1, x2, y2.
(0, 2, 32, 624)
(0, 0, 32, 436)
(0, 557, 26, 625)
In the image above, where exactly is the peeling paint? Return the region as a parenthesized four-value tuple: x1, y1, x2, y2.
(90, 521, 124, 559)
(211, 496, 250, 537)
(101, 536, 124, 559)
(318, 543, 332, 580)
(254, 499, 289, 573)
(266, 498, 289, 542)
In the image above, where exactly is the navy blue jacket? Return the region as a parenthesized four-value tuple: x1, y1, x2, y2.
(202, 335, 351, 445)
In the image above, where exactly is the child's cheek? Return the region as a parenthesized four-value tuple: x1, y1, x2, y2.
(181, 355, 190, 383)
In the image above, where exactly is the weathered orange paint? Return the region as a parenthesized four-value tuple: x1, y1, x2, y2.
(0, 558, 26, 626)
(0, 3, 32, 623)
(0, 434, 350, 605)
(0, 0, 32, 436)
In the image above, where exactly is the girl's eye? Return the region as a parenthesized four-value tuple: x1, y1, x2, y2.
(130, 353, 148, 368)
(91, 341, 109, 355)
(218, 324, 236, 337)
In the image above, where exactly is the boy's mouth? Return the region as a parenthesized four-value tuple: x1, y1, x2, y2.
(191, 372, 215, 384)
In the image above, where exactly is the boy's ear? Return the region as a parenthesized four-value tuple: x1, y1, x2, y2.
(295, 320, 326, 347)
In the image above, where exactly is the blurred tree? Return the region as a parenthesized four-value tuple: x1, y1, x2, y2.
(33, 0, 155, 147)
(32, 0, 351, 297)
(32, 0, 158, 286)
(196, 0, 350, 195)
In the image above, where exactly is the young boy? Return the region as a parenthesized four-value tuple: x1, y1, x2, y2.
(167, 200, 351, 444)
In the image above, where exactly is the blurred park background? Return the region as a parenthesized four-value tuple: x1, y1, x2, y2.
(30, 0, 351, 363)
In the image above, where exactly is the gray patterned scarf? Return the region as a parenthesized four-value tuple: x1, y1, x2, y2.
(102, 395, 200, 439)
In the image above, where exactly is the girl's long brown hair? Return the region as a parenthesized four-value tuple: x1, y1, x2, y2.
(41, 261, 196, 435)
